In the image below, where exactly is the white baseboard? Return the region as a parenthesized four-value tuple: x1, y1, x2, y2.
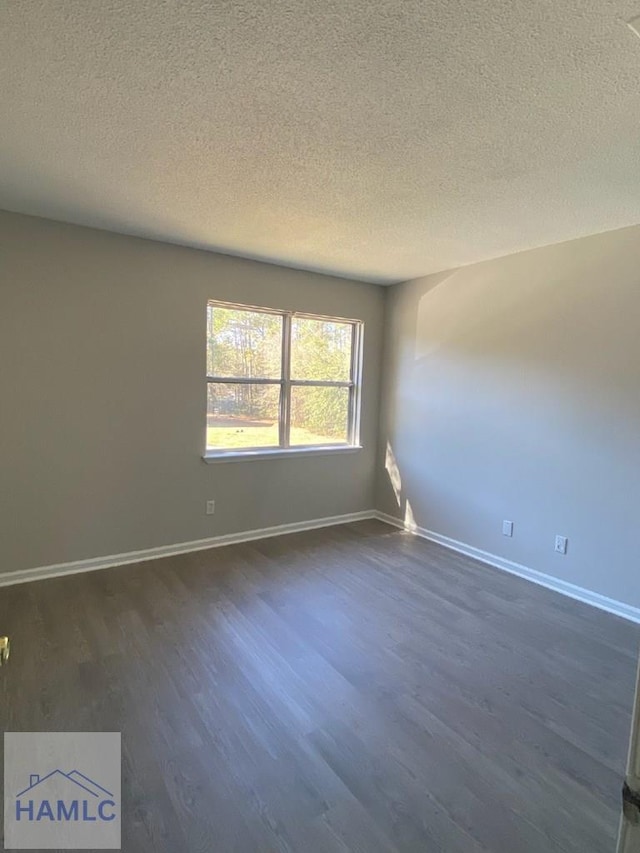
(0, 510, 377, 588)
(374, 511, 640, 624)
(5, 509, 639, 625)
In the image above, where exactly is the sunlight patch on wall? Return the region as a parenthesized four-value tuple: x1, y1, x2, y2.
(404, 500, 417, 533)
(385, 441, 402, 507)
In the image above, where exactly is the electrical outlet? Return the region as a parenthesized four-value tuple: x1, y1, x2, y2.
(502, 520, 513, 537)
(206, 500, 216, 516)
(555, 535, 568, 554)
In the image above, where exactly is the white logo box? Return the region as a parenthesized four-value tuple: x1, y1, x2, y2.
(4, 732, 121, 850)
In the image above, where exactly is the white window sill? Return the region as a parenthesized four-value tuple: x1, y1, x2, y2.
(202, 445, 363, 463)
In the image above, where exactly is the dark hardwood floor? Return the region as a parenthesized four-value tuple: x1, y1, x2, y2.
(1, 519, 637, 852)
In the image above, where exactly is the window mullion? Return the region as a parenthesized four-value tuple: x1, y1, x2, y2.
(348, 384, 356, 445)
(349, 322, 362, 445)
(206, 376, 283, 385)
(288, 379, 352, 388)
(280, 313, 292, 448)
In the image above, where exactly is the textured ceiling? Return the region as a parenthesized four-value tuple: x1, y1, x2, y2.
(2, 1, 640, 284)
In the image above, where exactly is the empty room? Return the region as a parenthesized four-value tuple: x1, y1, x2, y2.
(2, 2, 640, 852)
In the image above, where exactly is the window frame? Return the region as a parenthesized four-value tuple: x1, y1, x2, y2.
(204, 300, 364, 460)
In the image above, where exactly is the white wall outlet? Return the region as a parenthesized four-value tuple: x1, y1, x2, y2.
(555, 535, 568, 554)
(502, 520, 514, 537)
(206, 500, 216, 515)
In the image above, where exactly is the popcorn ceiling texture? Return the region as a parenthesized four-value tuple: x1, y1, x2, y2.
(1, 0, 640, 283)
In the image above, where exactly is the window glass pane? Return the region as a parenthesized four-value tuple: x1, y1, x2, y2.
(207, 383, 280, 450)
(207, 305, 282, 378)
(290, 317, 353, 381)
(290, 386, 349, 446)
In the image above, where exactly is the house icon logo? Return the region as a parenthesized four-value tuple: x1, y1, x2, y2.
(4, 731, 121, 850)
(15, 768, 117, 822)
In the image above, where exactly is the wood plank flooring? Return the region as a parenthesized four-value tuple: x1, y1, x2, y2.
(0, 519, 637, 852)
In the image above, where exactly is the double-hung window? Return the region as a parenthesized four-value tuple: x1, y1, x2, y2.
(205, 301, 363, 457)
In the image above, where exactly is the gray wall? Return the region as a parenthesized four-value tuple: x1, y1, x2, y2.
(0, 211, 384, 574)
(377, 224, 640, 609)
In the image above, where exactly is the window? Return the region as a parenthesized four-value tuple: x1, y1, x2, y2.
(205, 301, 363, 457)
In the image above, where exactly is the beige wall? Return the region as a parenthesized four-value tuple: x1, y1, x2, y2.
(377, 224, 640, 609)
(0, 211, 384, 575)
